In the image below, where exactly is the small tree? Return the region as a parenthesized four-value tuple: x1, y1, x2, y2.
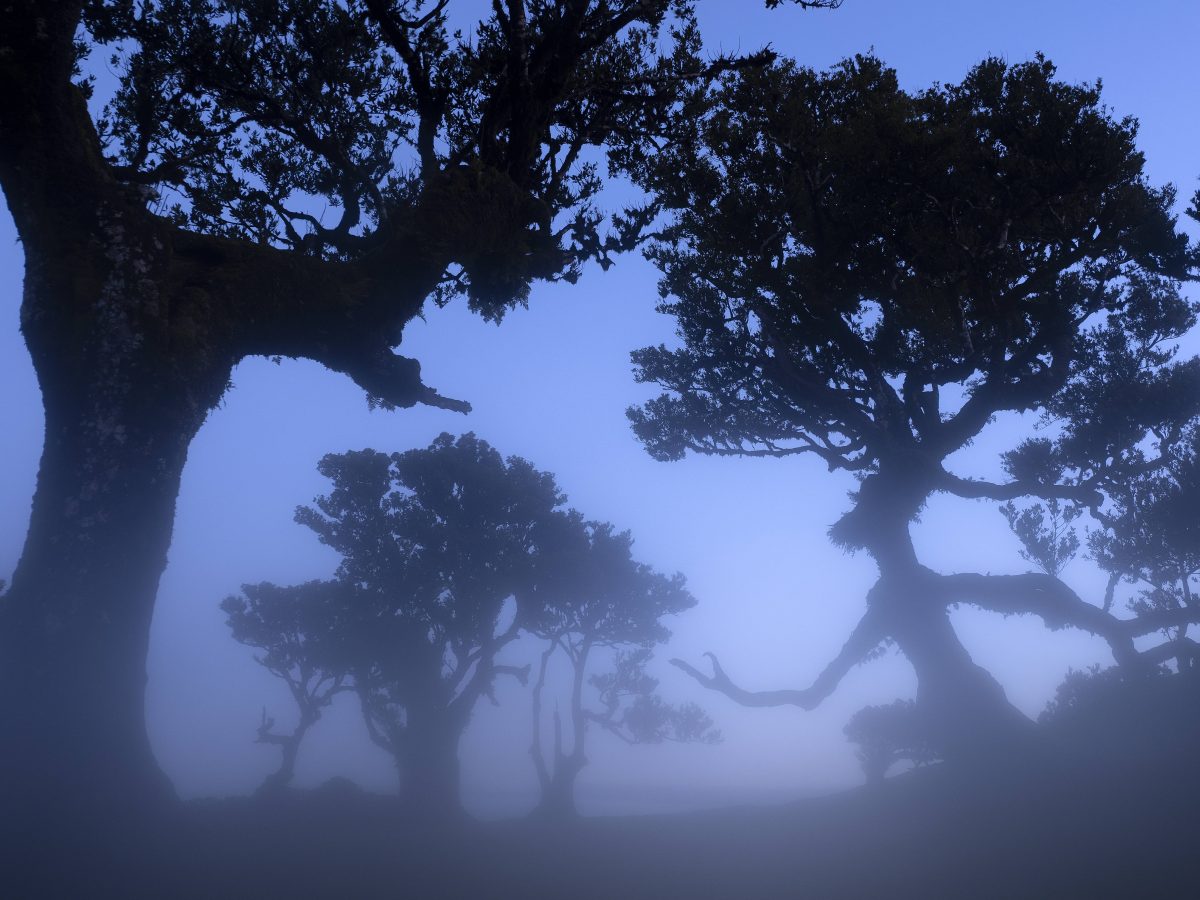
(295, 433, 560, 816)
(221, 580, 353, 793)
(843, 700, 939, 785)
(527, 519, 718, 818)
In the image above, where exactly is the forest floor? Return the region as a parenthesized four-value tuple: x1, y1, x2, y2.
(14, 752, 1199, 900)
(10, 677, 1200, 898)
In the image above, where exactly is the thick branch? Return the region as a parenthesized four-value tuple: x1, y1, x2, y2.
(937, 470, 1102, 507)
(940, 572, 1144, 666)
(325, 347, 471, 413)
(670, 606, 888, 711)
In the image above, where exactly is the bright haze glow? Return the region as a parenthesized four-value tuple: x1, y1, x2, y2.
(1, 0, 1197, 817)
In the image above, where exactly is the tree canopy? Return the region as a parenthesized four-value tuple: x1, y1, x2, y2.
(629, 54, 1197, 758)
(287, 433, 563, 812)
(527, 518, 717, 816)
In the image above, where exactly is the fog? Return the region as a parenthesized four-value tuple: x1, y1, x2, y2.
(2, 0, 1200, 895)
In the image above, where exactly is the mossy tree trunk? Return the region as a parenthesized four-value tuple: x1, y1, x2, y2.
(0, 1, 444, 825)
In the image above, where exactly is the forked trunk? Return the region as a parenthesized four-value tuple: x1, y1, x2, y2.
(533, 756, 585, 820)
(872, 570, 1036, 766)
(858, 499, 1036, 767)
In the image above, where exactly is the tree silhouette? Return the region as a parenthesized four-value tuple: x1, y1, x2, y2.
(1002, 426, 1200, 673)
(527, 519, 717, 818)
(293, 433, 562, 816)
(625, 55, 1195, 762)
(221, 580, 353, 794)
(843, 699, 938, 785)
(0, 0, 818, 816)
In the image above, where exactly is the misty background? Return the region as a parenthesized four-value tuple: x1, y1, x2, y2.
(2, 0, 1198, 817)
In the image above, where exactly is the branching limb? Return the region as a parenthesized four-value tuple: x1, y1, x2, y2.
(937, 470, 1102, 507)
(493, 663, 531, 687)
(669, 652, 815, 708)
(670, 606, 888, 710)
(940, 572, 1143, 666)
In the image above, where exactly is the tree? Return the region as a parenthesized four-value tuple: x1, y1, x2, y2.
(527, 518, 718, 818)
(622, 55, 1195, 763)
(294, 433, 560, 817)
(1001, 426, 1200, 674)
(0, 0, 822, 818)
(221, 580, 353, 794)
(843, 700, 938, 785)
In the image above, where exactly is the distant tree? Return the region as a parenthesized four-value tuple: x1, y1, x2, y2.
(843, 700, 938, 785)
(622, 55, 1196, 763)
(221, 580, 353, 793)
(0, 0, 810, 815)
(527, 519, 718, 818)
(295, 433, 561, 816)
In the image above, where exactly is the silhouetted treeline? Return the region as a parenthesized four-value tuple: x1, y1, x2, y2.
(224, 433, 717, 818)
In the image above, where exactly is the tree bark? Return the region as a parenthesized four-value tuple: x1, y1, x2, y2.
(533, 754, 585, 819)
(257, 708, 319, 795)
(0, 264, 226, 824)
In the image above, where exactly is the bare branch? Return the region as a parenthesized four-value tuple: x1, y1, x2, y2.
(671, 606, 888, 711)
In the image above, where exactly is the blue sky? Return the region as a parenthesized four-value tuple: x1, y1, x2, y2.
(1, 0, 1198, 814)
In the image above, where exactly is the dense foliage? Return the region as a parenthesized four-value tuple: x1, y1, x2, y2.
(226, 434, 717, 814)
(628, 54, 1197, 759)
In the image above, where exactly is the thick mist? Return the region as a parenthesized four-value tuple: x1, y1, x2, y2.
(2, 0, 1199, 896)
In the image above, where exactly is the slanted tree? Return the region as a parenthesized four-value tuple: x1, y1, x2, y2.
(527, 518, 718, 818)
(0, 0, 830, 816)
(622, 55, 1195, 763)
(221, 580, 353, 794)
(295, 433, 560, 817)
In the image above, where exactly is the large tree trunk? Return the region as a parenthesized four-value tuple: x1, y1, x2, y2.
(853, 485, 1035, 766)
(879, 581, 1035, 762)
(401, 711, 465, 819)
(0, 216, 230, 831)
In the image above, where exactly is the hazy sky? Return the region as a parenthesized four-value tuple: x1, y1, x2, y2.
(2, 0, 1198, 816)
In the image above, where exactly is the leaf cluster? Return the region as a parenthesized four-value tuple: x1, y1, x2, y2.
(80, 0, 757, 316)
(624, 53, 1192, 506)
